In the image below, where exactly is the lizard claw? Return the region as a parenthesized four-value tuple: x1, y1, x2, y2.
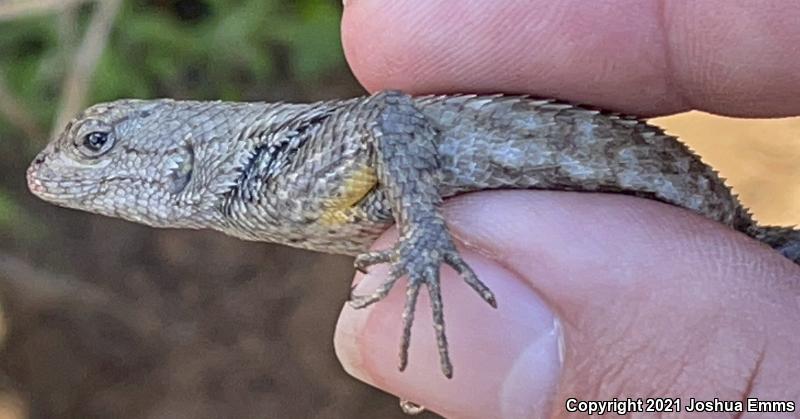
(349, 250, 397, 306)
(353, 249, 393, 274)
(348, 266, 402, 309)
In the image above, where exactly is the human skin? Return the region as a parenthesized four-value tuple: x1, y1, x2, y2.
(333, 1, 800, 418)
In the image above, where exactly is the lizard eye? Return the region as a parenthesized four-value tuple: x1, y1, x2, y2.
(79, 131, 114, 157)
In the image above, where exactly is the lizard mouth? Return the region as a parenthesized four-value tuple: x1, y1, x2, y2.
(167, 143, 194, 194)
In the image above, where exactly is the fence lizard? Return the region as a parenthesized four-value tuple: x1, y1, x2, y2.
(27, 90, 800, 378)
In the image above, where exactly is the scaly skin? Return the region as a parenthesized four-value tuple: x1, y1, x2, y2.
(27, 90, 800, 378)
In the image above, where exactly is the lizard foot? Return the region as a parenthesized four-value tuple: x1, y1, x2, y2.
(349, 228, 497, 378)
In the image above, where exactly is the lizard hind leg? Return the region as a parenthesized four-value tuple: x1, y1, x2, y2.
(347, 90, 498, 378)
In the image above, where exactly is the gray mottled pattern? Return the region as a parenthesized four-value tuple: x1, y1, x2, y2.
(27, 90, 800, 378)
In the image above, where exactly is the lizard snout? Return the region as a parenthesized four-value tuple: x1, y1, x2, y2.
(26, 151, 49, 196)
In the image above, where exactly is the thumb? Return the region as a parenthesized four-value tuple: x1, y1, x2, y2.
(334, 191, 800, 418)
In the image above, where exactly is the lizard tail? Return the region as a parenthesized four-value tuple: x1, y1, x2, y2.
(747, 224, 800, 264)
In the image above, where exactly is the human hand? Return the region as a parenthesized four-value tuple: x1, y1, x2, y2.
(334, 1, 800, 417)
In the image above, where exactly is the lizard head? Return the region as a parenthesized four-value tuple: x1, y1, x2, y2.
(27, 99, 253, 229)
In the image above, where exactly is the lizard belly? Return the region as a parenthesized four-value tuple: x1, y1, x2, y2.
(319, 165, 378, 227)
(223, 163, 391, 255)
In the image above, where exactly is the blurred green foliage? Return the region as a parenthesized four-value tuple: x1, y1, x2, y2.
(0, 0, 346, 131)
(0, 188, 42, 241)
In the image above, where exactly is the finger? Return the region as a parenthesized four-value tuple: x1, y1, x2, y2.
(334, 191, 800, 418)
(342, 0, 800, 117)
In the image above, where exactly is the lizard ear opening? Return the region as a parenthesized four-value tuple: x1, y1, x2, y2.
(168, 142, 194, 194)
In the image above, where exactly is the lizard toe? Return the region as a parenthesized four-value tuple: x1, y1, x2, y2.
(349, 264, 404, 309)
(445, 252, 497, 308)
(353, 249, 393, 273)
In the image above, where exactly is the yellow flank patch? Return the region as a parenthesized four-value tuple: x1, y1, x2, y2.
(319, 166, 378, 226)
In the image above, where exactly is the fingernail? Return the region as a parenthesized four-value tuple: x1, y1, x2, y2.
(334, 250, 563, 417)
(499, 316, 564, 418)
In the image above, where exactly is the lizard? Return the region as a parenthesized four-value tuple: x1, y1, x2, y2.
(26, 90, 800, 379)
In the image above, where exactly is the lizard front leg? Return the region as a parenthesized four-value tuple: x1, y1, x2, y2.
(348, 91, 497, 378)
